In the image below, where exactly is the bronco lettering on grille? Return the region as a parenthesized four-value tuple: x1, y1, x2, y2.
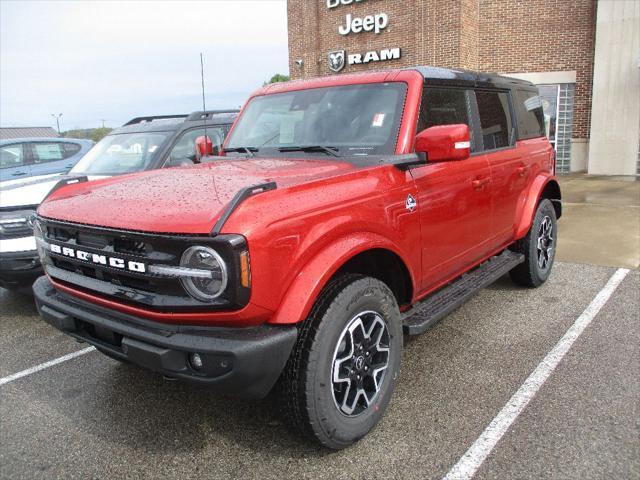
(49, 243, 146, 273)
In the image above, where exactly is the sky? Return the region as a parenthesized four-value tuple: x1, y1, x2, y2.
(0, 0, 289, 130)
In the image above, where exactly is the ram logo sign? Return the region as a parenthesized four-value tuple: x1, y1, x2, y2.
(328, 47, 401, 72)
(328, 50, 346, 72)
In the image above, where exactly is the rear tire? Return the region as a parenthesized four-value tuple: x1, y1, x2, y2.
(278, 274, 402, 449)
(510, 198, 557, 287)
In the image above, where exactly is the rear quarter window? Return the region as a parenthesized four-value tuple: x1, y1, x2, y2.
(61, 142, 82, 157)
(515, 89, 545, 139)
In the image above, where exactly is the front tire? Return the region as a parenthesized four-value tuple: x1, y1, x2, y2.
(279, 274, 402, 449)
(510, 198, 557, 287)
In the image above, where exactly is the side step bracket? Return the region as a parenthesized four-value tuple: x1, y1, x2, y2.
(402, 250, 524, 336)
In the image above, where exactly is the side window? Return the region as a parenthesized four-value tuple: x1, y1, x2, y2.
(418, 87, 477, 152)
(61, 142, 82, 158)
(32, 142, 65, 163)
(166, 127, 224, 167)
(475, 91, 514, 150)
(0, 144, 25, 169)
(515, 89, 545, 139)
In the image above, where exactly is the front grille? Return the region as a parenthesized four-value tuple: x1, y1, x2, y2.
(44, 221, 182, 297)
(0, 218, 33, 239)
(38, 217, 241, 311)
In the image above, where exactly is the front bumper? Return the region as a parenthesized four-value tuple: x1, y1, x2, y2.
(33, 276, 297, 398)
(0, 250, 42, 290)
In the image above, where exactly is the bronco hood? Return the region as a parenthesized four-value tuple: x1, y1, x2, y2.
(37, 158, 355, 233)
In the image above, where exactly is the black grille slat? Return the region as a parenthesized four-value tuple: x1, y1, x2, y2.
(77, 231, 109, 249)
(114, 238, 148, 255)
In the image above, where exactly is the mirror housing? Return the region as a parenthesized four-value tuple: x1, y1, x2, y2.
(194, 136, 215, 163)
(415, 124, 470, 162)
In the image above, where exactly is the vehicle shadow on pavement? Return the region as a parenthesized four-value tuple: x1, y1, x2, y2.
(483, 273, 520, 291)
(87, 360, 332, 457)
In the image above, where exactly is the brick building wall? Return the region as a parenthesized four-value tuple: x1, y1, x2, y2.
(477, 0, 596, 139)
(287, 0, 596, 140)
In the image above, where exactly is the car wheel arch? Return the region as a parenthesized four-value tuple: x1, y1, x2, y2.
(514, 175, 562, 240)
(268, 234, 416, 325)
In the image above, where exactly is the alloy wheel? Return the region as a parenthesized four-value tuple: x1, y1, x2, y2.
(331, 310, 390, 416)
(537, 215, 554, 270)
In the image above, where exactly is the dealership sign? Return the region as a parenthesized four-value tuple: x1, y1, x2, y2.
(326, 0, 401, 72)
(328, 48, 401, 72)
(338, 13, 388, 35)
(327, 0, 366, 8)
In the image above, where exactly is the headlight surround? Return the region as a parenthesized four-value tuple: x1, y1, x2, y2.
(179, 245, 228, 301)
(0, 209, 37, 238)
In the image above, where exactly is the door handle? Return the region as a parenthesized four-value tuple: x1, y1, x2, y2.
(517, 166, 529, 177)
(472, 177, 490, 189)
(12, 172, 26, 176)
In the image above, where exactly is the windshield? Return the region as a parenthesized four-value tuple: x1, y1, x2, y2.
(70, 132, 170, 175)
(225, 83, 407, 158)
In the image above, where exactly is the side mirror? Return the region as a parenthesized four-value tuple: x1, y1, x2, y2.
(415, 124, 470, 162)
(194, 136, 214, 163)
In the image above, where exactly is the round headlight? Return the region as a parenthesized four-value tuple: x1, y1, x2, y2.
(180, 246, 227, 302)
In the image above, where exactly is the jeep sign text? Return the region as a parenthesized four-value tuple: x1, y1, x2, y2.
(338, 12, 388, 35)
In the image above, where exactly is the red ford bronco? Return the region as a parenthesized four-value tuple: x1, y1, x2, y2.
(33, 66, 560, 449)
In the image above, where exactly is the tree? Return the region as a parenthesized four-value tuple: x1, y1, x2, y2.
(264, 73, 290, 86)
(89, 127, 112, 142)
(63, 127, 112, 143)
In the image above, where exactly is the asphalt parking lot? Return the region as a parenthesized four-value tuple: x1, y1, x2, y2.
(1, 261, 638, 479)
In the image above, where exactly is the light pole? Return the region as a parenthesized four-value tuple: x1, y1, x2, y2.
(51, 113, 63, 135)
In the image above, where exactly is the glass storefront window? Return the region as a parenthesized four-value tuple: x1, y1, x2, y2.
(537, 84, 560, 146)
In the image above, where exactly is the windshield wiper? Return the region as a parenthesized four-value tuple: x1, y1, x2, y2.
(224, 146, 257, 157)
(278, 145, 340, 157)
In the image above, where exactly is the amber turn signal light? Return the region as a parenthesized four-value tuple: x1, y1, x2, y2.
(239, 250, 251, 288)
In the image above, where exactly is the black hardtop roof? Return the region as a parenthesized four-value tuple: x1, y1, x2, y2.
(407, 66, 536, 90)
(110, 110, 239, 135)
(185, 110, 239, 122)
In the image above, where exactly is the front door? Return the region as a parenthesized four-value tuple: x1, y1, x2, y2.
(411, 87, 493, 291)
(0, 143, 31, 181)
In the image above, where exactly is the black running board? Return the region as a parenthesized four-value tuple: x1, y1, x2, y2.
(402, 250, 524, 335)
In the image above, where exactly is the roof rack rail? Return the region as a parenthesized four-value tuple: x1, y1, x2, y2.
(124, 114, 188, 126)
(185, 110, 240, 122)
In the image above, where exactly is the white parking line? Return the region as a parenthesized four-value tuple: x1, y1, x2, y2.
(443, 267, 630, 480)
(0, 346, 96, 387)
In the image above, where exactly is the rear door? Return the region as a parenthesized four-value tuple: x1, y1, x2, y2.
(473, 89, 525, 246)
(29, 141, 81, 175)
(0, 143, 31, 180)
(410, 86, 493, 291)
